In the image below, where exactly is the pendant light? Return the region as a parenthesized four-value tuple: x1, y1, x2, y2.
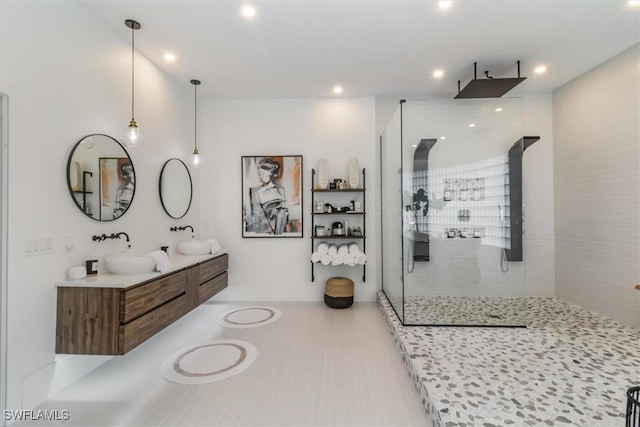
(190, 79, 201, 168)
(121, 19, 146, 148)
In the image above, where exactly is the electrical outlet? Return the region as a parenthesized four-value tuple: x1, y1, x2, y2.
(25, 237, 54, 256)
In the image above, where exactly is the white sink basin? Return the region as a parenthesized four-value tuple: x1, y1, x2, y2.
(105, 252, 156, 274)
(177, 239, 211, 255)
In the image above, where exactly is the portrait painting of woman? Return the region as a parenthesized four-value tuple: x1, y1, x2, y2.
(242, 155, 302, 237)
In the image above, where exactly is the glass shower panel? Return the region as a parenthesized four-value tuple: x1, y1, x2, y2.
(380, 105, 404, 322)
(401, 98, 526, 326)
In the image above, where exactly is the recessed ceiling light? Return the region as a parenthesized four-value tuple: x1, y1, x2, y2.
(469, 123, 476, 128)
(438, 1, 453, 10)
(495, 107, 503, 112)
(164, 52, 176, 62)
(412, 144, 417, 148)
(440, 136, 446, 140)
(241, 5, 257, 19)
(333, 86, 343, 94)
(628, 0, 640, 6)
(534, 65, 547, 74)
(433, 69, 445, 79)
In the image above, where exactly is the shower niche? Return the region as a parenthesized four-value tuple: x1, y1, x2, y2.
(381, 98, 538, 327)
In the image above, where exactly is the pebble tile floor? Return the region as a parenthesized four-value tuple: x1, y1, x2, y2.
(392, 295, 527, 326)
(378, 291, 640, 426)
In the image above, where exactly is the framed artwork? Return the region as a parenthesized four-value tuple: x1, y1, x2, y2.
(99, 157, 135, 221)
(241, 155, 303, 238)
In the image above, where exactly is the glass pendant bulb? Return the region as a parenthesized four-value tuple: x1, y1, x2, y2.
(191, 147, 200, 168)
(122, 119, 146, 148)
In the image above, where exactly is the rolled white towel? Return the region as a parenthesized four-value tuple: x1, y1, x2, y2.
(317, 242, 329, 255)
(337, 244, 349, 255)
(207, 239, 222, 254)
(348, 242, 360, 254)
(331, 253, 344, 266)
(320, 254, 332, 265)
(146, 250, 172, 274)
(344, 253, 356, 266)
(328, 244, 338, 256)
(355, 253, 367, 265)
(310, 252, 322, 263)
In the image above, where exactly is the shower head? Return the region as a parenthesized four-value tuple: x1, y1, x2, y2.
(455, 61, 526, 99)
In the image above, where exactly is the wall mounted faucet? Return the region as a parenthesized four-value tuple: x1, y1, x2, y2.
(92, 234, 110, 242)
(170, 225, 194, 233)
(92, 232, 130, 242)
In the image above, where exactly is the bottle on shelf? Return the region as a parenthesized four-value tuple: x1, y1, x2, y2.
(443, 179, 452, 201)
(459, 179, 468, 201)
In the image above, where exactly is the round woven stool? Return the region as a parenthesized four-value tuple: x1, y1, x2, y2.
(324, 277, 354, 309)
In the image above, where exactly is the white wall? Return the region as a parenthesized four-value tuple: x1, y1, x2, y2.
(553, 43, 640, 327)
(200, 95, 555, 304)
(1, 2, 198, 412)
(200, 98, 377, 302)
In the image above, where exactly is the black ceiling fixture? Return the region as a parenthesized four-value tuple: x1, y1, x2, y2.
(454, 61, 526, 99)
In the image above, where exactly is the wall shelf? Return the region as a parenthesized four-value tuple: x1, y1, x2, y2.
(310, 236, 365, 240)
(310, 168, 366, 282)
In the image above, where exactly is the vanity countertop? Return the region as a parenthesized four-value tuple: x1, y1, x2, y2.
(56, 250, 228, 288)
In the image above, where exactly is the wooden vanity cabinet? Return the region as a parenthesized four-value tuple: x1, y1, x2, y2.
(56, 254, 228, 355)
(197, 255, 229, 304)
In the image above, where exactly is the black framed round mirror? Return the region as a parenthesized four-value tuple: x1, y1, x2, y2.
(67, 134, 136, 221)
(159, 158, 193, 219)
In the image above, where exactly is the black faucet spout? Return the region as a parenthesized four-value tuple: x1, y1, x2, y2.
(116, 232, 130, 242)
(92, 232, 130, 243)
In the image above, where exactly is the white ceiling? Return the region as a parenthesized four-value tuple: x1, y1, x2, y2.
(83, 1, 639, 120)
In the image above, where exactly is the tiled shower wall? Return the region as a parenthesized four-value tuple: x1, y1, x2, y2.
(553, 43, 640, 327)
(407, 155, 511, 248)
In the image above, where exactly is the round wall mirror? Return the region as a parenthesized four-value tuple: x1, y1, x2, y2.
(159, 158, 193, 219)
(67, 134, 136, 221)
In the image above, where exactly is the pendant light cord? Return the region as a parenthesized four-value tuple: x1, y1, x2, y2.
(190, 79, 201, 152)
(131, 24, 135, 121)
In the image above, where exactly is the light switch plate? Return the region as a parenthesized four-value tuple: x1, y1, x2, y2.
(25, 237, 54, 255)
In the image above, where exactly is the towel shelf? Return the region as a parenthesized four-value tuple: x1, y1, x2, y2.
(311, 168, 366, 282)
(55, 253, 228, 355)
